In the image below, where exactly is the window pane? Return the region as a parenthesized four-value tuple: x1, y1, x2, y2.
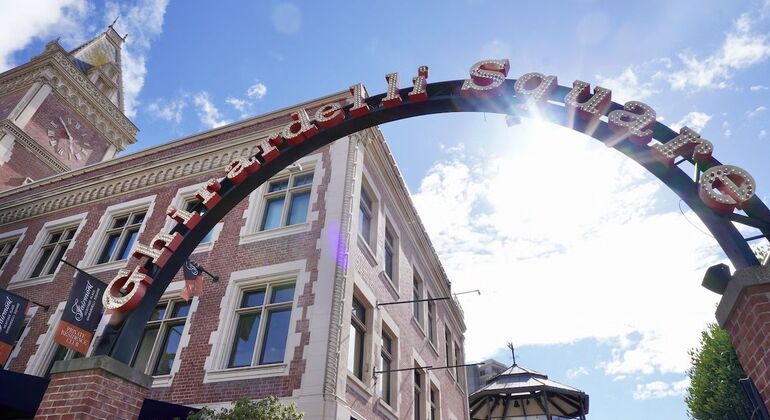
(270, 284, 295, 304)
(268, 179, 289, 192)
(0, 255, 7, 269)
(287, 191, 310, 226)
(150, 305, 166, 321)
(381, 355, 391, 404)
(171, 302, 191, 318)
(117, 228, 140, 261)
(360, 188, 372, 209)
(49, 232, 62, 243)
(384, 247, 393, 278)
(97, 232, 120, 263)
(46, 245, 68, 275)
(112, 216, 128, 229)
(153, 323, 185, 375)
(46, 345, 71, 377)
(382, 334, 392, 354)
(260, 197, 285, 230)
(352, 297, 365, 324)
(292, 173, 313, 187)
(241, 290, 266, 308)
(31, 248, 53, 278)
(131, 213, 145, 225)
(228, 312, 260, 368)
(358, 206, 371, 243)
(131, 326, 160, 373)
(349, 325, 364, 378)
(259, 308, 291, 365)
(65, 228, 76, 240)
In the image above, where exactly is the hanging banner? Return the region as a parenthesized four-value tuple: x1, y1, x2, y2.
(54, 271, 106, 354)
(0, 289, 28, 367)
(180, 259, 204, 302)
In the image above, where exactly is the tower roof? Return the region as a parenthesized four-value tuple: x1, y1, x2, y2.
(68, 25, 126, 110)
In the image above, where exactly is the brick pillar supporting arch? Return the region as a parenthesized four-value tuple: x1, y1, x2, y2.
(34, 355, 151, 419)
(716, 264, 770, 411)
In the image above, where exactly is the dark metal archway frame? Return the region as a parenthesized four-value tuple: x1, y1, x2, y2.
(96, 79, 770, 363)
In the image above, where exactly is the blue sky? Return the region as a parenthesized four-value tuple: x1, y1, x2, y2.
(3, 1, 770, 418)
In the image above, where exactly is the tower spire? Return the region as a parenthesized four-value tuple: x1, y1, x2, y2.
(507, 342, 516, 366)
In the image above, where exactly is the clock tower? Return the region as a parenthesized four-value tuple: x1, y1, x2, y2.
(0, 25, 138, 192)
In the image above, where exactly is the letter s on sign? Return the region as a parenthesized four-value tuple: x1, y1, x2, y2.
(103, 266, 153, 313)
(461, 59, 510, 96)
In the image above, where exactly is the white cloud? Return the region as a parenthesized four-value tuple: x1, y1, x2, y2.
(271, 3, 302, 34)
(633, 379, 690, 400)
(146, 94, 187, 125)
(247, 81, 268, 99)
(412, 118, 722, 377)
(225, 97, 249, 114)
(596, 67, 656, 102)
(671, 111, 713, 132)
(666, 14, 770, 91)
(566, 366, 589, 379)
(723, 121, 732, 137)
(106, 0, 170, 117)
(750, 85, 769, 91)
(760, 129, 768, 139)
(747, 105, 768, 119)
(0, 0, 89, 72)
(193, 92, 229, 129)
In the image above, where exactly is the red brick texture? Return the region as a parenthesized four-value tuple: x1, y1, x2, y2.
(34, 367, 149, 420)
(724, 283, 770, 411)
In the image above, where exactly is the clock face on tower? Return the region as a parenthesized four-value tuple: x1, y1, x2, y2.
(46, 115, 92, 161)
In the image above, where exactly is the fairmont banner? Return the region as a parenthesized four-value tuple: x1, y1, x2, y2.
(0, 289, 28, 367)
(54, 271, 106, 354)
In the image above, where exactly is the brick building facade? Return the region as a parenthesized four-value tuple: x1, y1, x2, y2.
(0, 29, 469, 419)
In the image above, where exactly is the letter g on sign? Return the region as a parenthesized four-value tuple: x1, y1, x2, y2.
(102, 266, 153, 313)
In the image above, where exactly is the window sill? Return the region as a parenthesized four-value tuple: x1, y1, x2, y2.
(411, 317, 426, 338)
(151, 374, 173, 388)
(375, 398, 398, 420)
(357, 235, 377, 267)
(82, 260, 127, 275)
(346, 372, 373, 399)
(203, 363, 288, 384)
(7, 274, 54, 290)
(239, 223, 310, 245)
(191, 241, 214, 254)
(378, 271, 399, 301)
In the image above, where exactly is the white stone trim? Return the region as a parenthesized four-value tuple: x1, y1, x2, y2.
(163, 183, 224, 254)
(77, 194, 156, 273)
(239, 154, 322, 245)
(377, 309, 400, 412)
(25, 301, 66, 376)
(203, 260, 308, 384)
(0, 227, 26, 278)
(8, 212, 87, 289)
(4, 306, 39, 368)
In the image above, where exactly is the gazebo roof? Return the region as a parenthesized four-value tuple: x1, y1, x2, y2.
(469, 364, 589, 419)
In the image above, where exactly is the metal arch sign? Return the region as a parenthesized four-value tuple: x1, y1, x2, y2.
(96, 59, 770, 363)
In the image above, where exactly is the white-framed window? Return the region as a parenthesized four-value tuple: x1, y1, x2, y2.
(445, 327, 454, 377)
(25, 302, 96, 377)
(80, 195, 156, 274)
(358, 182, 375, 246)
(165, 184, 223, 253)
(29, 226, 78, 278)
(349, 295, 367, 380)
(413, 273, 424, 324)
(379, 327, 395, 407)
(96, 209, 145, 264)
(454, 342, 463, 380)
(427, 297, 437, 346)
(0, 236, 19, 270)
(130, 300, 192, 377)
(383, 223, 396, 281)
(10, 213, 86, 289)
(239, 157, 321, 244)
(203, 261, 305, 384)
(414, 364, 425, 420)
(259, 171, 314, 231)
(227, 282, 295, 368)
(430, 383, 441, 420)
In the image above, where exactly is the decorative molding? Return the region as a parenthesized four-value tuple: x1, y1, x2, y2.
(0, 141, 263, 226)
(1, 121, 69, 172)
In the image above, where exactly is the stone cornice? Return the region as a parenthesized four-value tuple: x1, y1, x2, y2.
(715, 264, 770, 327)
(0, 43, 137, 151)
(1, 120, 68, 173)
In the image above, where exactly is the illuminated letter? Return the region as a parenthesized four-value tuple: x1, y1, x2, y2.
(608, 101, 656, 145)
(651, 127, 713, 168)
(226, 157, 260, 184)
(699, 165, 756, 214)
(349, 84, 369, 117)
(564, 80, 611, 120)
(195, 179, 222, 209)
(255, 136, 280, 163)
(280, 108, 318, 145)
(408, 66, 429, 102)
(514, 72, 558, 104)
(102, 266, 153, 313)
(167, 205, 202, 229)
(131, 232, 182, 267)
(314, 102, 343, 128)
(461, 59, 510, 95)
(381, 72, 402, 108)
